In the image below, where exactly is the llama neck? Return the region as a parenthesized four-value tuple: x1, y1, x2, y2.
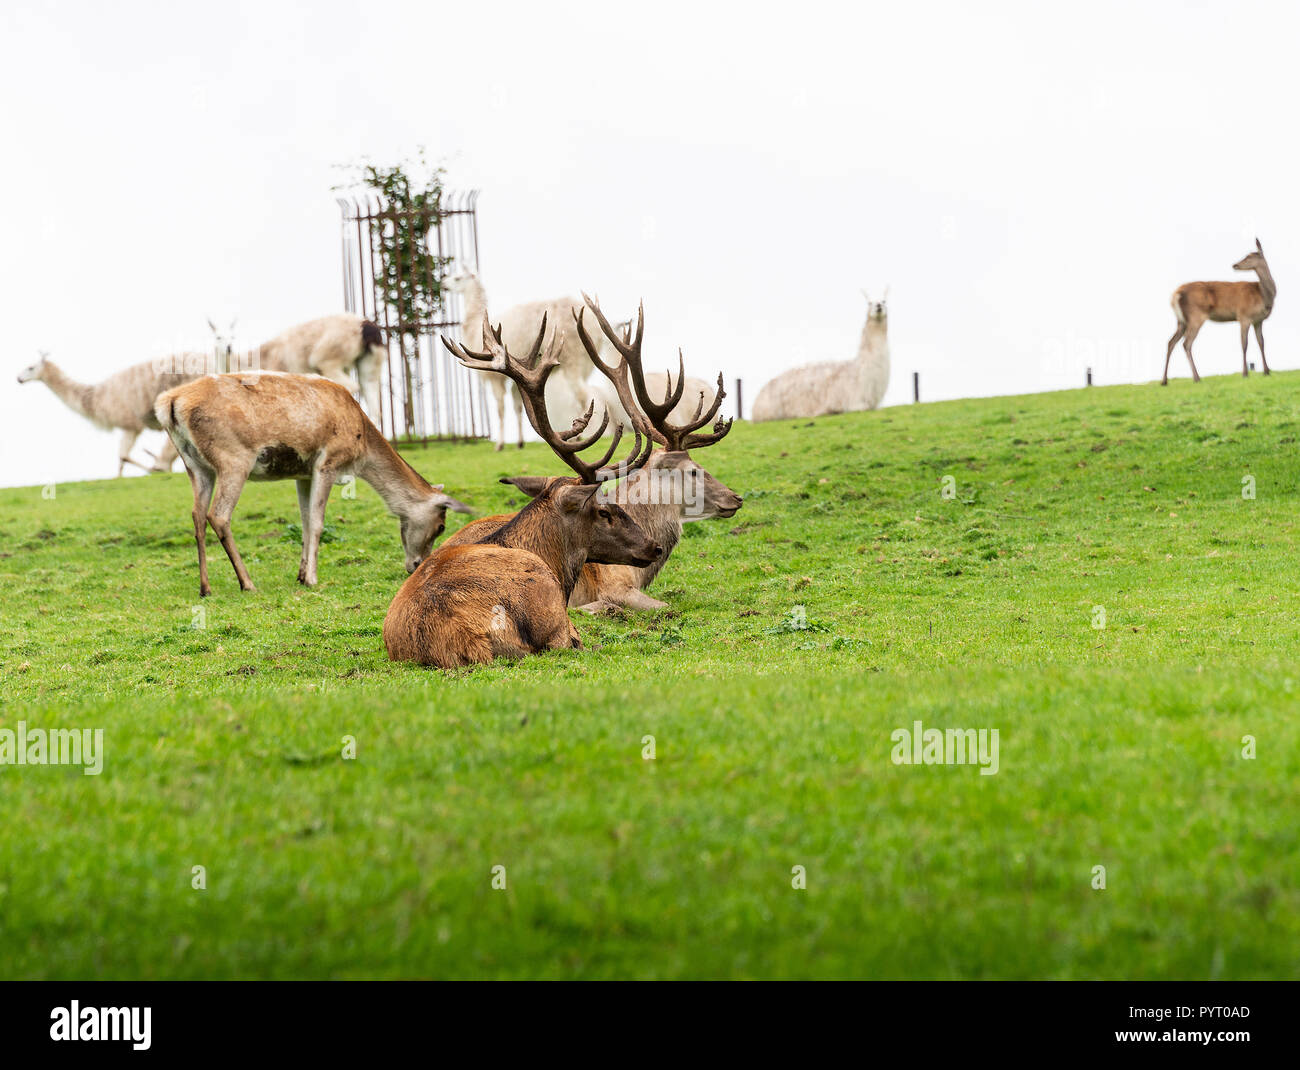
(858, 318, 889, 358)
(487, 499, 587, 599)
(38, 362, 95, 420)
(357, 421, 432, 516)
(457, 279, 489, 343)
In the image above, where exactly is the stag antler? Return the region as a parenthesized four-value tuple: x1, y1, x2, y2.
(571, 293, 732, 452)
(442, 313, 651, 485)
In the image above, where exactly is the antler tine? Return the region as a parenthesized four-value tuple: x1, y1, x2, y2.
(677, 372, 733, 449)
(572, 303, 661, 446)
(443, 311, 615, 482)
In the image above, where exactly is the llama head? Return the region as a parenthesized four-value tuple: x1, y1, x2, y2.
(862, 288, 889, 324)
(16, 351, 49, 384)
(208, 317, 237, 358)
(445, 263, 479, 294)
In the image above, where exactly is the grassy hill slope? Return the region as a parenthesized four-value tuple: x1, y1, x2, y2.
(1, 372, 1297, 978)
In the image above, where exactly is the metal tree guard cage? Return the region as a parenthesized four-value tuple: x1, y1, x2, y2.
(337, 190, 490, 443)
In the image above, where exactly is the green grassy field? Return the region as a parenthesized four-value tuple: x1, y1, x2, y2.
(1, 371, 1298, 979)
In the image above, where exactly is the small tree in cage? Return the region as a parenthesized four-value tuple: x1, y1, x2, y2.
(334, 149, 454, 433)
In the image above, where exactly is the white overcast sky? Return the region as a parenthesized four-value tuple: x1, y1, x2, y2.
(1, 0, 1295, 486)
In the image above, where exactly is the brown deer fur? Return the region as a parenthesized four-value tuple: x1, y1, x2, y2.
(1164, 240, 1276, 384)
(383, 477, 659, 667)
(156, 371, 469, 596)
(383, 309, 662, 668)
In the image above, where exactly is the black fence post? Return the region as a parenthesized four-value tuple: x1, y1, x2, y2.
(913, 371, 919, 403)
(1086, 367, 1093, 386)
(735, 378, 743, 420)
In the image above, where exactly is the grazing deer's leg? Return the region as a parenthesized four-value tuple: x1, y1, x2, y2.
(295, 478, 313, 583)
(1182, 321, 1203, 382)
(1240, 320, 1251, 376)
(187, 463, 217, 597)
(1163, 324, 1185, 386)
(1254, 323, 1270, 375)
(299, 468, 335, 587)
(207, 463, 256, 591)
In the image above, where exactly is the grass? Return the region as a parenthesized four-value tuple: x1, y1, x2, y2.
(1, 371, 1298, 979)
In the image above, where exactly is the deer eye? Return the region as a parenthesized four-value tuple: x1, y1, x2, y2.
(598, 508, 612, 521)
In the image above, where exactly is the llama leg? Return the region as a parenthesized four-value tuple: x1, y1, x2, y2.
(187, 462, 217, 597)
(117, 429, 146, 476)
(1240, 320, 1251, 376)
(514, 386, 525, 449)
(1162, 324, 1184, 386)
(355, 348, 383, 416)
(145, 437, 179, 472)
(207, 464, 255, 591)
(1254, 323, 1270, 375)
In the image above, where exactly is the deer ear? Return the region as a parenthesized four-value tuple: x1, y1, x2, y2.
(1256, 238, 1264, 253)
(436, 493, 474, 515)
(499, 475, 549, 499)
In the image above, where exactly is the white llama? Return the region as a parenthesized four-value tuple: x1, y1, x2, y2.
(444, 266, 594, 450)
(17, 351, 219, 475)
(752, 291, 891, 421)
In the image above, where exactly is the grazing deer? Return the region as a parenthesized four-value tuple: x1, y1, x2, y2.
(156, 372, 470, 596)
(16, 351, 209, 475)
(1164, 240, 1276, 385)
(442, 295, 741, 613)
(752, 289, 890, 421)
(383, 313, 662, 668)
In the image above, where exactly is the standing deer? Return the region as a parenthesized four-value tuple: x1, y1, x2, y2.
(442, 295, 742, 613)
(383, 313, 662, 668)
(1163, 239, 1276, 385)
(443, 265, 595, 450)
(752, 290, 890, 421)
(156, 372, 471, 596)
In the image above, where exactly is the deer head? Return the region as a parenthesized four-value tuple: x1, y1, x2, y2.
(443, 314, 661, 568)
(1233, 239, 1268, 273)
(400, 483, 473, 573)
(571, 295, 741, 523)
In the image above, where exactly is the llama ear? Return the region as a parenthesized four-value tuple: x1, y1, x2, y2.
(883, 285, 890, 301)
(861, 289, 871, 302)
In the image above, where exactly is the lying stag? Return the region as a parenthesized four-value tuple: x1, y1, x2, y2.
(156, 372, 470, 596)
(383, 314, 661, 668)
(443, 295, 741, 612)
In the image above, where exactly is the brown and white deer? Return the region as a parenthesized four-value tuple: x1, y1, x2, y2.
(156, 372, 470, 596)
(441, 295, 741, 613)
(382, 313, 662, 668)
(1163, 239, 1276, 385)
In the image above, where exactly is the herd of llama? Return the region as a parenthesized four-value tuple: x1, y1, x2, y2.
(16, 266, 894, 476)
